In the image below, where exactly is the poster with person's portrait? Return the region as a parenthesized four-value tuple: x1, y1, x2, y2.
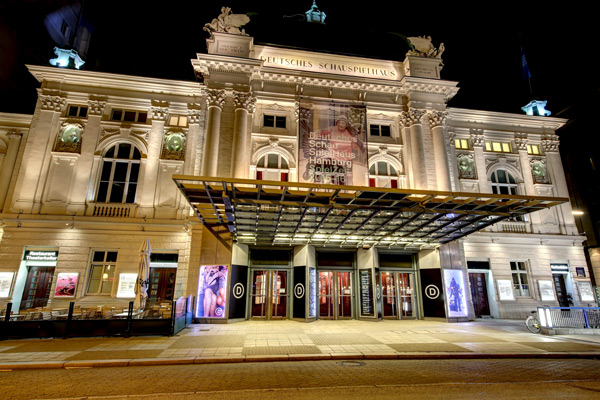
(54, 272, 78, 298)
(197, 265, 228, 318)
(443, 270, 468, 317)
(299, 100, 368, 186)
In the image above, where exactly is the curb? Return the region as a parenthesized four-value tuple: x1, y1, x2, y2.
(1, 352, 599, 371)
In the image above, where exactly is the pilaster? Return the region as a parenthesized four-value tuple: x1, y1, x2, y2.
(428, 110, 451, 191)
(202, 89, 226, 176)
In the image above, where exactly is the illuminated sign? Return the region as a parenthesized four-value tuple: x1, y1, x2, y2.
(116, 273, 137, 298)
(54, 272, 78, 298)
(24, 251, 58, 261)
(538, 280, 556, 301)
(0, 272, 15, 298)
(197, 265, 228, 318)
(497, 280, 515, 301)
(254, 46, 401, 80)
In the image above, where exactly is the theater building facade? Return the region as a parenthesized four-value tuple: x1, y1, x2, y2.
(0, 26, 593, 323)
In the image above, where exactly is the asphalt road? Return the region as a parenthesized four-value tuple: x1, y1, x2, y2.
(2, 359, 600, 399)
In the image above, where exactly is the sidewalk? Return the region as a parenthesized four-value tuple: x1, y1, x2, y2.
(1, 319, 600, 370)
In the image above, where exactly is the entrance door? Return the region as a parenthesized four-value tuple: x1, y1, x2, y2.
(20, 266, 55, 309)
(148, 268, 176, 304)
(468, 273, 490, 317)
(553, 273, 570, 307)
(382, 272, 416, 319)
(250, 270, 288, 319)
(318, 271, 353, 319)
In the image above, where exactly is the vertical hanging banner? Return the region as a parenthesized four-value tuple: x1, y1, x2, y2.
(299, 100, 368, 186)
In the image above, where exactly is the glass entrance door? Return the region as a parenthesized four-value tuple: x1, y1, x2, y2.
(318, 271, 353, 319)
(20, 266, 55, 309)
(381, 272, 416, 319)
(250, 270, 288, 319)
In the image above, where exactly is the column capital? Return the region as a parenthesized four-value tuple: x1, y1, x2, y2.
(514, 133, 528, 151)
(206, 89, 226, 110)
(233, 91, 256, 113)
(6, 131, 24, 139)
(39, 93, 66, 112)
(427, 110, 448, 128)
(87, 99, 106, 116)
(469, 128, 485, 147)
(150, 106, 169, 121)
(187, 108, 205, 124)
(542, 134, 560, 153)
(399, 108, 427, 127)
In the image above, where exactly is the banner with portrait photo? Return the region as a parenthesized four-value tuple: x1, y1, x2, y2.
(197, 265, 228, 318)
(299, 100, 368, 186)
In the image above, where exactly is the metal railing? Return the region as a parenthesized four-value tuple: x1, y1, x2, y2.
(537, 306, 600, 329)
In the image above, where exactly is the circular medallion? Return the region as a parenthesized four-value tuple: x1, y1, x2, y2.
(60, 124, 82, 144)
(425, 284, 440, 300)
(165, 133, 185, 152)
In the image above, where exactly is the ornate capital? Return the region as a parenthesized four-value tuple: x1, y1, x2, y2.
(446, 130, 456, 143)
(542, 134, 560, 153)
(87, 100, 106, 116)
(187, 109, 205, 124)
(7, 131, 23, 140)
(469, 128, 485, 147)
(150, 106, 168, 121)
(406, 108, 427, 125)
(428, 110, 447, 128)
(233, 91, 256, 113)
(39, 94, 66, 112)
(206, 89, 226, 110)
(514, 133, 528, 151)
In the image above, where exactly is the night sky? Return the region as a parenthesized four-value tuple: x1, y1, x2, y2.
(0, 1, 596, 117)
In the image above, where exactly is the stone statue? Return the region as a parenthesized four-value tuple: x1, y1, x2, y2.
(407, 36, 445, 59)
(203, 7, 250, 36)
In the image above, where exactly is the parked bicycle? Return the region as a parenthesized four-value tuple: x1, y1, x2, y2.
(525, 310, 541, 334)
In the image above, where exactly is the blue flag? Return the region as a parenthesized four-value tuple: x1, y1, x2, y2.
(521, 47, 531, 80)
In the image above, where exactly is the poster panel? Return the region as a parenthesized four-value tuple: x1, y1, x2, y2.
(293, 266, 306, 319)
(537, 280, 556, 301)
(308, 268, 317, 317)
(420, 269, 446, 318)
(228, 264, 247, 319)
(443, 269, 468, 318)
(54, 272, 78, 297)
(578, 281, 595, 302)
(359, 269, 374, 317)
(197, 265, 228, 318)
(116, 273, 137, 298)
(0, 272, 15, 298)
(497, 279, 515, 301)
(299, 100, 368, 186)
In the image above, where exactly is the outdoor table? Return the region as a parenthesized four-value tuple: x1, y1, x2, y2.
(113, 311, 141, 319)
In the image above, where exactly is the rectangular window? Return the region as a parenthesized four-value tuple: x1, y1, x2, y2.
(370, 124, 391, 137)
(111, 109, 148, 124)
(87, 250, 118, 295)
(455, 138, 470, 149)
(510, 261, 530, 296)
(264, 115, 286, 128)
(485, 141, 512, 153)
(527, 144, 540, 155)
(168, 115, 188, 127)
(67, 105, 88, 118)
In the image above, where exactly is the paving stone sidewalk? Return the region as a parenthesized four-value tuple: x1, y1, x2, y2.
(1, 319, 600, 370)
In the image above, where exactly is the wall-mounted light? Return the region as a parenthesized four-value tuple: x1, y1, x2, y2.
(572, 210, 584, 216)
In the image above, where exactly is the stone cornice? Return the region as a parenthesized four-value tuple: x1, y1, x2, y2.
(447, 107, 567, 131)
(27, 65, 204, 98)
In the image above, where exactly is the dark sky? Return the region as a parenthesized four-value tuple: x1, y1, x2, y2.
(1, 1, 596, 117)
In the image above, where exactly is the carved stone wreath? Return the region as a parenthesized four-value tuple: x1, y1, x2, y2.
(531, 159, 550, 184)
(457, 153, 477, 179)
(161, 131, 186, 160)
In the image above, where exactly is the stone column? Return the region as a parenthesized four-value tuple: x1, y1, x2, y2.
(543, 134, 576, 233)
(138, 105, 167, 216)
(399, 115, 414, 188)
(201, 89, 226, 177)
(13, 92, 66, 213)
(429, 110, 451, 191)
(515, 133, 535, 195)
(67, 100, 106, 214)
(470, 129, 490, 193)
(403, 108, 427, 189)
(0, 132, 23, 211)
(186, 107, 205, 176)
(230, 91, 255, 179)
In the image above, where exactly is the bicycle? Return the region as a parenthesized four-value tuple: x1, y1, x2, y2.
(525, 310, 541, 334)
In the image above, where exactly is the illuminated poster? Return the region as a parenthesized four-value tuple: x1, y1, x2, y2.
(578, 281, 595, 302)
(537, 280, 556, 301)
(116, 273, 137, 298)
(299, 100, 367, 186)
(197, 265, 228, 318)
(54, 272, 78, 297)
(444, 270, 468, 317)
(0, 272, 15, 298)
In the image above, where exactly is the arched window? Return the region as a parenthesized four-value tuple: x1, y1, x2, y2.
(369, 161, 398, 188)
(490, 169, 518, 195)
(96, 143, 141, 203)
(256, 153, 289, 182)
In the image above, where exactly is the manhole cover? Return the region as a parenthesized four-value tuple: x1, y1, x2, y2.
(336, 361, 366, 367)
